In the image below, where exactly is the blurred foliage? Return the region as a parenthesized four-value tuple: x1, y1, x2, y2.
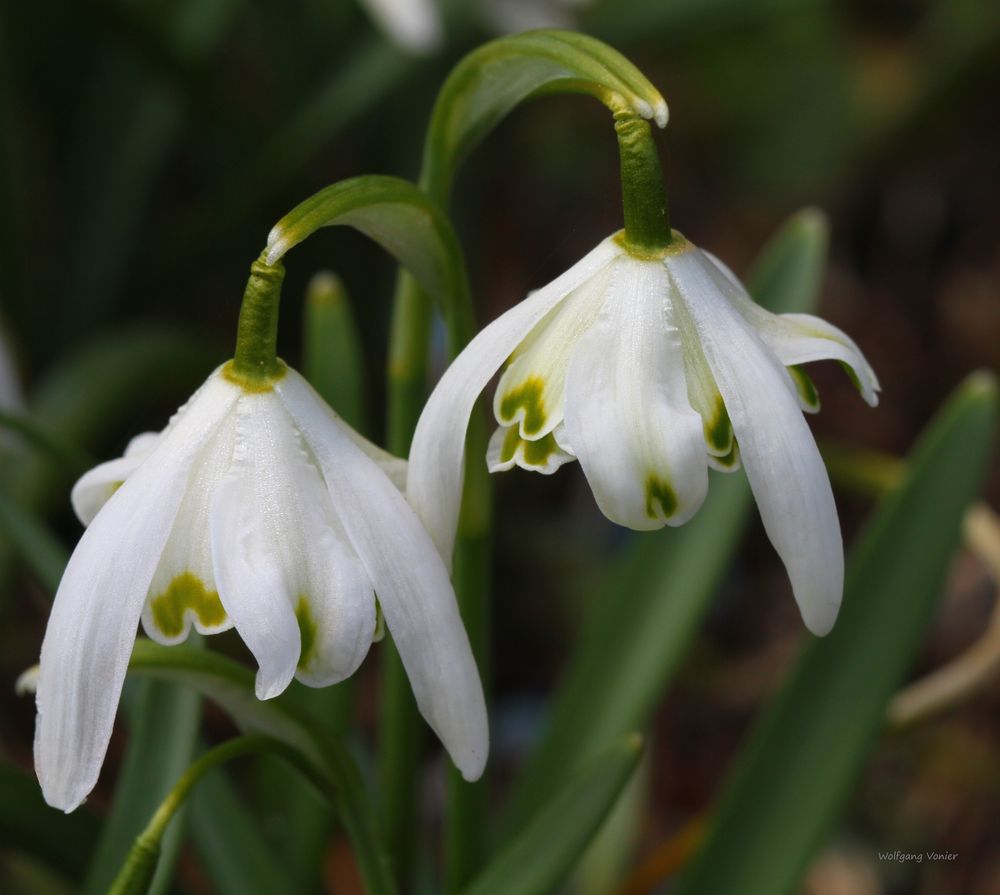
(1, 0, 998, 893)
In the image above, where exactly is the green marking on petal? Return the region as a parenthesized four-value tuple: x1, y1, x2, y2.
(521, 432, 560, 468)
(150, 572, 227, 639)
(838, 360, 863, 396)
(644, 474, 678, 521)
(712, 439, 741, 470)
(499, 376, 548, 436)
(789, 364, 821, 411)
(499, 426, 521, 464)
(704, 395, 734, 455)
(296, 596, 317, 671)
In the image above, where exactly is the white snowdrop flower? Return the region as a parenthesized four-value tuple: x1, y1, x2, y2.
(409, 231, 879, 637)
(358, 0, 442, 54)
(35, 362, 487, 812)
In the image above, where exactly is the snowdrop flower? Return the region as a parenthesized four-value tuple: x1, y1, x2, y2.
(409, 230, 879, 636)
(358, 0, 442, 54)
(35, 358, 487, 812)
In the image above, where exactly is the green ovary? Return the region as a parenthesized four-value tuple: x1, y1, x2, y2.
(150, 572, 226, 638)
(500, 427, 560, 468)
(296, 597, 318, 671)
(645, 475, 678, 520)
(499, 377, 548, 436)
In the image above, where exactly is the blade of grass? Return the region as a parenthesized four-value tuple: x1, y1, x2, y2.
(675, 370, 998, 895)
(461, 736, 643, 895)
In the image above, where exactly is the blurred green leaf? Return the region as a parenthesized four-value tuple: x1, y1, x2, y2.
(502, 208, 829, 834)
(127, 640, 397, 895)
(0, 492, 67, 594)
(0, 762, 99, 880)
(83, 680, 200, 895)
(303, 271, 367, 433)
(462, 736, 642, 895)
(189, 766, 291, 895)
(0, 409, 93, 475)
(675, 370, 998, 895)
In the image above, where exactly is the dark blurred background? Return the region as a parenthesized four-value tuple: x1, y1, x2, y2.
(0, 0, 998, 892)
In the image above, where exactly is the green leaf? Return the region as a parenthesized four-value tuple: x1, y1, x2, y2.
(127, 640, 397, 895)
(266, 175, 472, 346)
(675, 371, 999, 895)
(461, 736, 642, 895)
(303, 271, 367, 433)
(82, 680, 200, 895)
(0, 762, 99, 880)
(0, 491, 67, 594)
(188, 764, 291, 895)
(422, 29, 668, 196)
(502, 208, 829, 834)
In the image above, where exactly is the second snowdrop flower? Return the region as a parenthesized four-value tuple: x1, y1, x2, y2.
(34, 259, 487, 812)
(408, 228, 878, 638)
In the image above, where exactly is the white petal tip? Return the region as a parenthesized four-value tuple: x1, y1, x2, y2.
(254, 676, 290, 701)
(654, 101, 669, 128)
(15, 664, 39, 696)
(456, 748, 488, 782)
(801, 600, 840, 637)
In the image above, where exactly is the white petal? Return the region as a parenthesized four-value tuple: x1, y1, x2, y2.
(493, 251, 613, 440)
(564, 255, 709, 530)
(670, 248, 843, 635)
(409, 235, 622, 567)
(208, 395, 303, 701)
(358, 0, 442, 54)
(486, 424, 576, 475)
(277, 370, 488, 781)
(705, 251, 879, 406)
(34, 372, 238, 811)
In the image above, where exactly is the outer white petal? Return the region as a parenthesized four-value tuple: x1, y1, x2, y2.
(277, 371, 488, 781)
(705, 251, 879, 406)
(33, 372, 238, 811)
(670, 248, 843, 635)
(358, 0, 442, 54)
(564, 255, 709, 531)
(208, 395, 302, 700)
(409, 235, 622, 567)
(71, 432, 161, 526)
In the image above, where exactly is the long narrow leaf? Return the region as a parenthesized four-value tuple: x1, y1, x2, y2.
(676, 370, 998, 895)
(462, 736, 643, 895)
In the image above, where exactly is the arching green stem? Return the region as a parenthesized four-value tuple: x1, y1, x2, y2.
(108, 736, 303, 895)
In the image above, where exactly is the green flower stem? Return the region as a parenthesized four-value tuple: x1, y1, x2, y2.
(614, 110, 672, 254)
(381, 30, 671, 889)
(108, 736, 297, 895)
(229, 254, 286, 386)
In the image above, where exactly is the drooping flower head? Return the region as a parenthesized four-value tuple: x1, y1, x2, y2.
(409, 229, 878, 636)
(34, 261, 487, 812)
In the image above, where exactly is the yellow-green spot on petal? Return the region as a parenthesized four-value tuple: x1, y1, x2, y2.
(838, 360, 863, 396)
(712, 440, 741, 471)
(296, 597, 317, 671)
(222, 358, 288, 393)
(150, 573, 226, 639)
(499, 377, 548, 437)
(704, 395, 734, 455)
(521, 433, 560, 468)
(499, 426, 521, 464)
(645, 474, 678, 521)
(790, 364, 821, 411)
